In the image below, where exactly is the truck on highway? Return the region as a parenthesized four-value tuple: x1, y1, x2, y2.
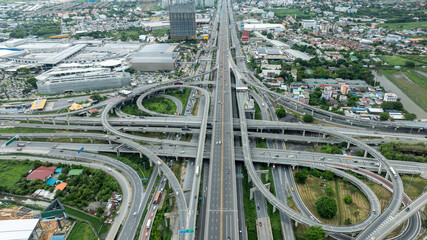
(146, 219, 152, 229)
(389, 167, 398, 178)
(154, 192, 161, 204)
(17, 143, 25, 147)
(195, 166, 200, 176)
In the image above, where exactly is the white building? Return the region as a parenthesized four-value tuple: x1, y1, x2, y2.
(242, 24, 285, 32)
(302, 20, 316, 29)
(36, 68, 131, 94)
(0, 219, 42, 240)
(383, 93, 398, 102)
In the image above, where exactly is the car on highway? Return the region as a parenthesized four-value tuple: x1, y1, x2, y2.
(259, 222, 262, 227)
(291, 187, 294, 191)
(406, 208, 410, 212)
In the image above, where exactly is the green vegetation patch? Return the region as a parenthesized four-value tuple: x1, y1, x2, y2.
(165, 88, 191, 115)
(272, 8, 315, 19)
(379, 21, 427, 30)
(380, 142, 427, 163)
(0, 127, 55, 133)
(67, 221, 97, 240)
(143, 96, 177, 115)
(65, 206, 103, 233)
(242, 166, 258, 240)
(0, 160, 33, 191)
(121, 103, 140, 116)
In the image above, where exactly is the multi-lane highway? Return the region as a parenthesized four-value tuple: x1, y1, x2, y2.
(204, 2, 238, 240)
(0, 0, 426, 239)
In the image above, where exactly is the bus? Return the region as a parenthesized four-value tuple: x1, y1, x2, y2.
(154, 192, 161, 204)
(174, 82, 183, 85)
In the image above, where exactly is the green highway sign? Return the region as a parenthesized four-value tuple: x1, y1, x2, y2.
(1, 135, 18, 148)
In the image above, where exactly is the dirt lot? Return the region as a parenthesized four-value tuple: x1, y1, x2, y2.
(39, 219, 73, 240)
(0, 206, 40, 220)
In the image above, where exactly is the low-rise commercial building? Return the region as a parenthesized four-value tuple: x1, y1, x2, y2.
(128, 44, 179, 71)
(36, 68, 130, 94)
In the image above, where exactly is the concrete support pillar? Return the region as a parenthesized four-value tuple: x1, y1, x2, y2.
(89, 137, 93, 144)
(292, 165, 295, 170)
(169, 193, 173, 206)
(108, 138, 111, 145)
(164, 217, 168, 228)
(52, 118, 56, 125)
(116, 149, 120, 156)
(265, 173, 268, 183)
(323, 134, 326, 139)
(26, 118, 29, 124)
(250, 190, 253, 200)
(273, 206, 276, 213)
(69, 137, 73, 143)
(295, 221, 298, 227)
(364, 151, 368, 158)
(302, 130, 305, 137)
(329, 116, 332, 121)
(66, 116, 70, 126)
(311, 110, 314, 115)
(139, 152, 143, 158)
(347, 142, 350, 149)
(378, 163, 382, 174)
(41, 119, 44, 124)
(385, 171, 389, 180)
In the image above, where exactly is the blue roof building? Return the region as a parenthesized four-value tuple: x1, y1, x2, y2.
(46, 178, 58, 186)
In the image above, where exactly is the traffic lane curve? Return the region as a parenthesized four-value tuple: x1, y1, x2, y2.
(331, 163, 422, 240)
(136, 85, 211, 118)
(101, 95, 189, 235)
(237, 93, 385, 233)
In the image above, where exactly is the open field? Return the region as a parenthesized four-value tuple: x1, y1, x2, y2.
(295, 173, 370, 225)
(67, 221, 97, 240)
(271, 8, 315, 19)
(379, 55, 427, 66)
(0, 160, 33, 190)
(380, 69, 427, 112)
(379, 21, 427, 30)
(142, 96, 177, 115)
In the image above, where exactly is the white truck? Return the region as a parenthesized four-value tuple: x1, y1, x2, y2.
(146, 219, 152, 229)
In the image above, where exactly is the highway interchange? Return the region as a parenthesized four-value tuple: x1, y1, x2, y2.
(0, 0, 427, 240)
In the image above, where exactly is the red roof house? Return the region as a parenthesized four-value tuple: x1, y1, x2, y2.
(27, 166, 57, 181)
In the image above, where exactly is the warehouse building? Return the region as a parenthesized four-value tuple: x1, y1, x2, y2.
(0, 219, 43, 240)
(128, 44, 179, 71)
(36, 68, 130, 94)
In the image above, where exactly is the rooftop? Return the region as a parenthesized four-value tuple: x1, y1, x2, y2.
(0, 219, 40, 240)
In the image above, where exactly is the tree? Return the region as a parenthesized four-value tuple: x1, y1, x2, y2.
(345, 218, 352, 225)
(325, 186, 334, 196)
(303, 114, 314, 123)
(344, 195, 353, 204)
(322, 170, 335, 180)
(305, 226, 325, 240)
(380, 112, 390, 121)
(315, 195, 337, 219)
(405, 61, 415, 68)
(295, 171, 308, 184)
(276, 106, 286, 118)
(404, 113, 417, 120)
